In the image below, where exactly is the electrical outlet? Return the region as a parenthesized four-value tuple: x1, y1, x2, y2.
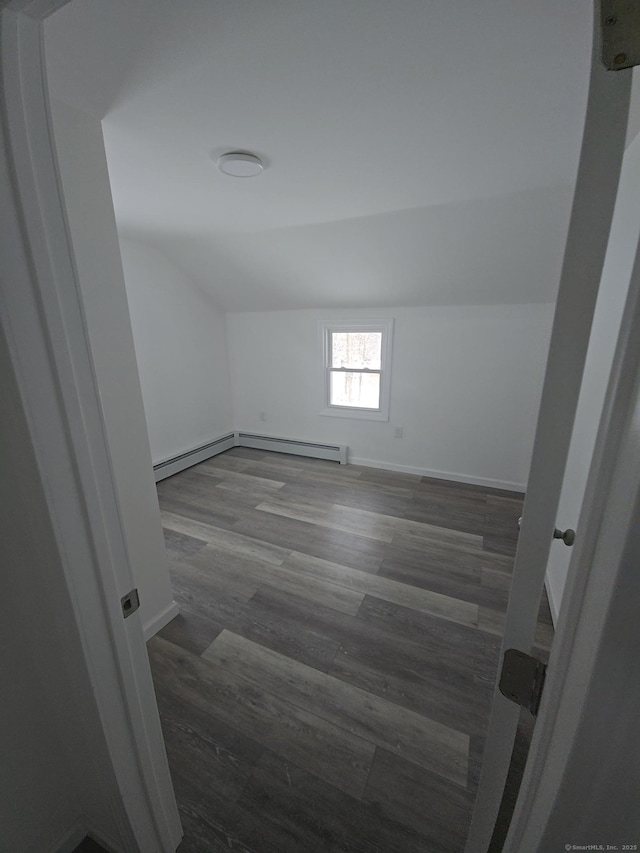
(259, 411, 267, 422)
(394, 426, 403, 439)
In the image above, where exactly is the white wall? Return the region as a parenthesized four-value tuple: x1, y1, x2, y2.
(545, 131, 640, 621)
(50, 99, 176, 637)
(119, 238, 233, 464)
(227, 304, 554, 491)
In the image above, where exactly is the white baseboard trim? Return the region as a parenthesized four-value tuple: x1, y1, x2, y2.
(49, 820, 118, 853)
(153, 432, 236, 482)
(51, 822, 84, 853)
(143, 600, 180, 641)
(53, 823, 119, 853)
(151, 431, 523, 491)
(348, 456, 525, 493)
(81, 826, 120, 853)
(237, 431, 348, 464)
(544, 572, 560, 627)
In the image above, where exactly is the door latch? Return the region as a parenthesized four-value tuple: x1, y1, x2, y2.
(499, 649, 547, 716)
(121, 588, 140, 619)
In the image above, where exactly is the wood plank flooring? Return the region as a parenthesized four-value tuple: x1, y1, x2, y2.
(148, 448, 554, 852)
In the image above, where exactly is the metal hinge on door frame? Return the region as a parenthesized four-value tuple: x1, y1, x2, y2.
(602, 1, 640, 70)
(499, 649, 548, 716)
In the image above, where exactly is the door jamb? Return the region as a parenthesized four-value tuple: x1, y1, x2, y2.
(465, 5, 632, 847)
(1, 2, 181, 849)
(504, 174, 640, 849)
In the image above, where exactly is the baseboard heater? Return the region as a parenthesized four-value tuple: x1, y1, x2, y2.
(153, 433, 236, 482)
(237, 432, 348, 464)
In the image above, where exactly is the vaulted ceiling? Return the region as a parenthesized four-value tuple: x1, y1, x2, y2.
(45, 0, 592, 310)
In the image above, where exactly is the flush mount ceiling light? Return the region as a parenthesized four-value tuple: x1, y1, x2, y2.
(217, 151, 264, 177)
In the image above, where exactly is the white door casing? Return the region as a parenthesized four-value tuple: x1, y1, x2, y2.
(465, 5, 632, 850)
(1, 2, 182, 850)
(505, 144, 640, 851)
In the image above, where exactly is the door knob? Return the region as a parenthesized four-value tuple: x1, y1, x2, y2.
(553, 527, 575, 546)
(517, 517, 575, 546)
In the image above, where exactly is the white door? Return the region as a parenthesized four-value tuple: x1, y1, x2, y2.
(465, 11, 634, 851)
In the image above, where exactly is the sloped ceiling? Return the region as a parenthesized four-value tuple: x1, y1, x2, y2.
(44, 0, 592, 310)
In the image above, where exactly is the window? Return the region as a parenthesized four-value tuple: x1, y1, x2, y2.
(320, 319, 393, 420)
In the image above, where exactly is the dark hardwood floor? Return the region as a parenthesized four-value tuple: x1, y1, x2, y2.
(148, 448, 553, 852)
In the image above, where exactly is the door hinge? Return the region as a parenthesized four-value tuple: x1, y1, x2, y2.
(499, 649, 547, 716)
(601, 1, 640, 70)
(121, 588, 140, 619)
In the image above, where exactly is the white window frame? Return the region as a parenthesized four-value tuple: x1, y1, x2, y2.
(320, 319, 393, 421)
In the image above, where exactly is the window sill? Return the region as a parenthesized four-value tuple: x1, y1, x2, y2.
(320, 406, 389, 422)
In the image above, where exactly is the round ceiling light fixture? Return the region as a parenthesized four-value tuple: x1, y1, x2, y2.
(217, 151, 264, 177)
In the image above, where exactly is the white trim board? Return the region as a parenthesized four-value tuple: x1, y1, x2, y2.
(544, 573, 560, 627)
(467, 11, 632, 847)
(48, 822, 84, 853)
(153, 432, 235, 481)
(1, 4, 182, 849)
(348, 456, 525, 494)
(231, 433, 522, 489)
(143, 600, 180, 642)
(52, 823, 118, 853)
(56, 827, 119, 853)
